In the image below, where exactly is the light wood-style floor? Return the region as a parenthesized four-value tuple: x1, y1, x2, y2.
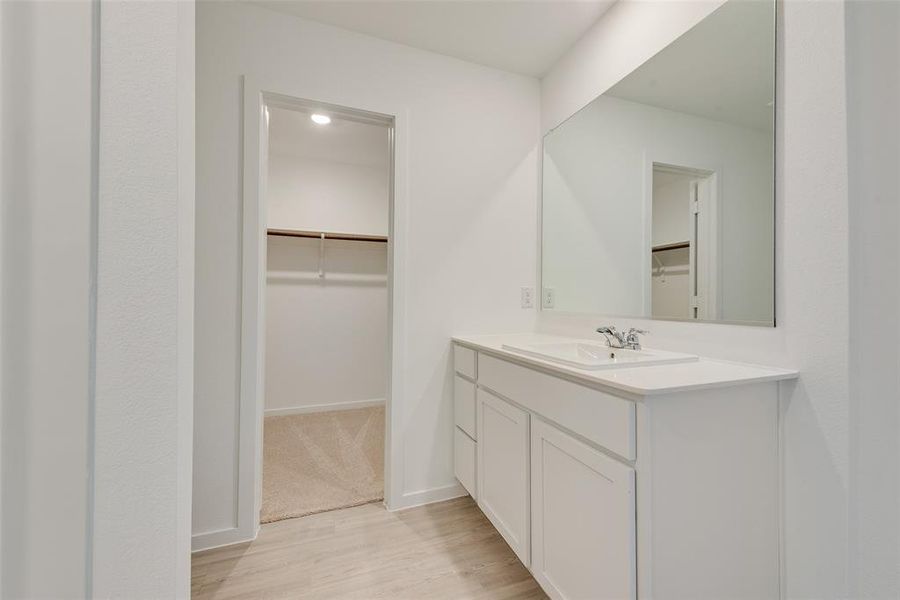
(192, 496, 547, 600)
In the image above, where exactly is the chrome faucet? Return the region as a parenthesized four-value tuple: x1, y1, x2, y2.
(596, 326, 649, 350)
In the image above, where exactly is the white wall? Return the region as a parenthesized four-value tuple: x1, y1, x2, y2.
(650, 248, 690, 319)
(194, 1, 539, 546)
(265, 237, 388, 413)
(652, 173, 691, 248)
(651, 172, 691, 319)
(0, 2, 94, 596)
(539, 1, 851, 597)
(266, 106, 390, 236)
(93, 2, 194, 597)
(846, 1, 900, 597)
(542, 93, 773, 322)
(268, 154, 389, 235)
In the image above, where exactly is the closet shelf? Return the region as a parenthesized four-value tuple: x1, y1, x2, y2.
(267, 228, 388, 243)
(651, 241, 690, 253)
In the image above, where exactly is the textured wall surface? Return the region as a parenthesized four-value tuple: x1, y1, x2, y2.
(265, 237, 388, 412)
(93, 2, 194, 597)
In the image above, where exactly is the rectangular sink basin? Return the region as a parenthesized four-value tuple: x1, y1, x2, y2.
(501, 340, 698, 370)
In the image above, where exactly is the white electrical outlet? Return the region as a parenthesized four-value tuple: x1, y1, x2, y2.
(520, 287, 534, 308)
(542, 287, 555, 308)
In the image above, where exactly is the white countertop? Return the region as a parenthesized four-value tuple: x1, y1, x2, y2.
(452, 333, 798, 397)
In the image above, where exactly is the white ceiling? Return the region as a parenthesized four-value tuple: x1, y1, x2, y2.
(248, 0, 616, 77)
(268, 106, 391, 167)
(607, 0, 775, 131)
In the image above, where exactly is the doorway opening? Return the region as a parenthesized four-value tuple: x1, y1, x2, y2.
(260, 102, 392, 523)
(650, 162, 718, 320)
(240, 90, 396, 532)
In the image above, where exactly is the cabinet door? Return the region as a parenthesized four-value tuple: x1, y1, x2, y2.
(477, 388, 530, 565)
(531, 418, 636, 600)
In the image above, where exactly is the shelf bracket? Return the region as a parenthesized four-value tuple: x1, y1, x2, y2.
(318, 232, 325, 278)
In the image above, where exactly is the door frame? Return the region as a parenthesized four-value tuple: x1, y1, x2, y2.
(238, 76, 405, 542)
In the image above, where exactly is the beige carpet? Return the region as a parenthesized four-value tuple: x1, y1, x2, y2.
(261, 405, 385, 524)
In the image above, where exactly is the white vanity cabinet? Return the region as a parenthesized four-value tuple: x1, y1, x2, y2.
(452, 336, 796, 600)
(477, 388, 530, 565)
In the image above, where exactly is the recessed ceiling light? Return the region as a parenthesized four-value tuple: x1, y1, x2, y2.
(310, 113, 331, 125)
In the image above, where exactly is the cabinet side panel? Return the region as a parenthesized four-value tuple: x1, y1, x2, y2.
(645, 382, 779, 599)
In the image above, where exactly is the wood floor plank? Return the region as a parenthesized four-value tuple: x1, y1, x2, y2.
(192, 497, 546, 599)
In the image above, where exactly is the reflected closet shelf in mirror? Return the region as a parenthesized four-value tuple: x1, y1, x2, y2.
(651, 241, 690, 253)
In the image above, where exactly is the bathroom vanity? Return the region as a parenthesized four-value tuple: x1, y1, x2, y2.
(452, 333, 797, 600)
(453, 3, 785, 594)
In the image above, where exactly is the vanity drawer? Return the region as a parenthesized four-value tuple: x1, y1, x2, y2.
(454, 344, 477, 380)
(454, 427, 477, 499)
(454, 375, 477, 439)
(478, 353, 636, 460)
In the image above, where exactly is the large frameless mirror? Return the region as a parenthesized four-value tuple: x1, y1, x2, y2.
(541, 0, 776, 325)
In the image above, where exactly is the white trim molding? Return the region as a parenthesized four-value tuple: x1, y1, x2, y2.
(390, 482, 468, 512)
(264, 398, 385, 417)
(190, 526, 256, 554)
(192, 479, 465, 552)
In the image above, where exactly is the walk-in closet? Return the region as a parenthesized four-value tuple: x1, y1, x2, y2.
(261, 102, 391, 523)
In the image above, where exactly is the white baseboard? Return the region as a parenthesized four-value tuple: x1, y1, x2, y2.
(264, 398, 385, 417)
(388, 482, 468, 512)
(194, 482, 466, 551)
(191, 524, 257, 553)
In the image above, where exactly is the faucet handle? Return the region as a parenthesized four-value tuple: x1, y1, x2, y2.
(622, 328, 648, 350)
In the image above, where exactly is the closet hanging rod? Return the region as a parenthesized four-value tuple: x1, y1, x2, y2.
(651, 241, 690, 253)
(267, 228, 388, 243)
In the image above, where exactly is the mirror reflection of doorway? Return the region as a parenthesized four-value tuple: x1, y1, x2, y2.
(650, 163, 717, 320)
